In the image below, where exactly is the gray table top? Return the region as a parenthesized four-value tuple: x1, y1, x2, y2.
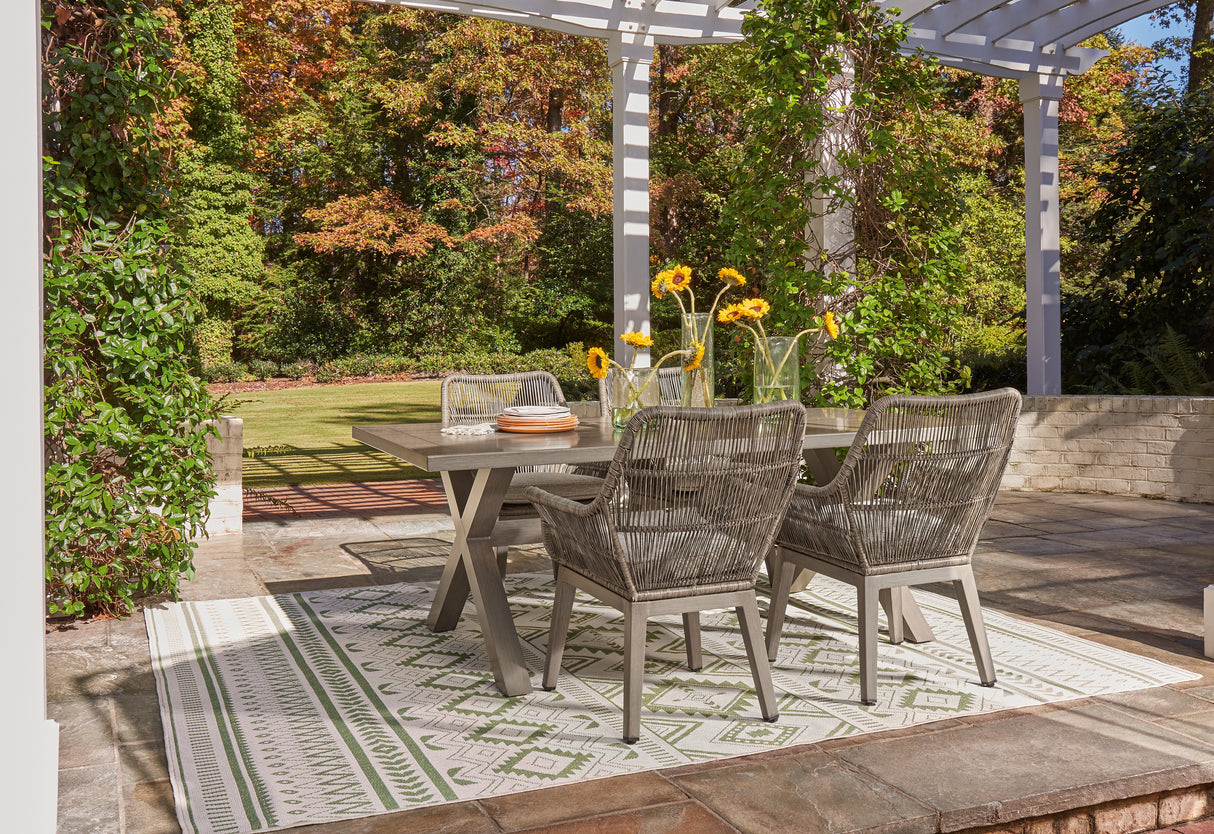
(353, 408, 863, 472)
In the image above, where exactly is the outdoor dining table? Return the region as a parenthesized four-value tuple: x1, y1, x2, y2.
(354, 408, 936, 696)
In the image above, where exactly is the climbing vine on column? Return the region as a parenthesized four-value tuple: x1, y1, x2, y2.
(726, 0, 970, 406)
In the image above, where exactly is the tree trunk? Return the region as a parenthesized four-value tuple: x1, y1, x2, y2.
(1190, 0, 1214, 93)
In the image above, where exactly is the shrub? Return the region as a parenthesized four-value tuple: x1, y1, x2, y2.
(313, 363, 343, 383)
(330, 354, 378, 378)
(373, 355, 414, 375)
(194, 317, 234, 367)
(281, 360, 313, 380)
(246, 359, 279, 380)
(200, 362, 252, 383)
(44, 220, 215, 619)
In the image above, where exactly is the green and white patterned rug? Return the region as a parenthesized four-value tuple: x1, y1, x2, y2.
(148, 573, 1198, 834)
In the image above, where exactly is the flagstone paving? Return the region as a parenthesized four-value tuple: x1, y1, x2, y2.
(49, 487, 1214, 834)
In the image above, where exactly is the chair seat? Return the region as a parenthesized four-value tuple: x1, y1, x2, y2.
(503, 471, 605, 505)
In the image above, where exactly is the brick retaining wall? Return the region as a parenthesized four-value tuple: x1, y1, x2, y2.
(204, 416, 243, 535)
(1003, 396, 1214, 504)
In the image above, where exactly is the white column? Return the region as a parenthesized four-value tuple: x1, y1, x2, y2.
(808, 61, 854, 277)
(608, 33, 654, 367)
(1020, 74, 1065, 396)
(0, 2, 58, 832)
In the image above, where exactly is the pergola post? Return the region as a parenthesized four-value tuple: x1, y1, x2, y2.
(608, 33, 654, 367)
(2, 1, 58, 830)
(1020, 74, 1065, 396)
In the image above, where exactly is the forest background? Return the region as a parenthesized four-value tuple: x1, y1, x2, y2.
(51, 0, 1214, 401)
(39, 0, 1214, 616)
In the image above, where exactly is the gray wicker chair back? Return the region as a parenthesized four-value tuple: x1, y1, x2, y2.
(441, 371, 567, 425)
(781, 387, 1022, 576)
(536, 402, 808, 602)
(441, 371, 569, 476)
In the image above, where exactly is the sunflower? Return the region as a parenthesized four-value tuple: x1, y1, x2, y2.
(824, 311, 839, 339)
(718, 267, 745, 287)
(651, 270, 674, 299)
(738, 297, 771, 319)
(667, 264, 693, 291)
(620, 331, 654, 348)
(683, 340, 706, 372)
(717, 303, 744, 324)
(587, 346, 610, 379)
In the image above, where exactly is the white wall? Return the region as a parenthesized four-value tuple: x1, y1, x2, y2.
(1004, 396, 1214, 503)
(0, 1, 60, 830)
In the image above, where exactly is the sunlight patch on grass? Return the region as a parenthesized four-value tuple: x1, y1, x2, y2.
(225, 380, 443, 487)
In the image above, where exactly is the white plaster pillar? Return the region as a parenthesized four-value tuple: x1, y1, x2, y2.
(608, 33, 654, 367)
(1020, 74, 1065, 396)
(0, 2, 59, 831)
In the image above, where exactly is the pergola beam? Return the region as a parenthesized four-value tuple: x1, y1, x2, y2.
(373, 0, 750, 43)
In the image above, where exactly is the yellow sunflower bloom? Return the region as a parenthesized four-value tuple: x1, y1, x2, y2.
(620, 331, 654, 348)
(739, 297, 771, 319)
(718, 267, 745, 287)
(684, 341, 706, 372)
(668, 264, 693, 291)
(651, 269, 674, 299)
(717, 303, 744, 324)
(824, 311, 839, 339)
(587, 346, 610, 379)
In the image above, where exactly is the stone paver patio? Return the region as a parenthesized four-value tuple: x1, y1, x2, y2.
(50, 485, 1214, 834)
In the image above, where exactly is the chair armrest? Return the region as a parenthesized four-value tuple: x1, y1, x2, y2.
(523, 486, 598, 518)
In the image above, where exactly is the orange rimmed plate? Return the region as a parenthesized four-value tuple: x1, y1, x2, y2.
(496, 415, 580, 433)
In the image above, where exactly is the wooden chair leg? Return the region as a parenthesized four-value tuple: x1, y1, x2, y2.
(858, 580, 880, 706)
(682, 613, 702, 672)
(954, 569, 997, 686)
(495, 546, 508, 578)
(765, 552, 797, 663)
(736, 595, 779, 722)
(622, 607, 646, 744)
(542, 571, 576, 691)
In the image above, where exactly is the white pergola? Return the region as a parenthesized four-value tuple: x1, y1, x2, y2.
(0, 0, 1169, 828)
(374, 0, 1147, 391)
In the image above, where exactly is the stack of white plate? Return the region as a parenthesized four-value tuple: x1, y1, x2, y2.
(496, 405, 579, 433)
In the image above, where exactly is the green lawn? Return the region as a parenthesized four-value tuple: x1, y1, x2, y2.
(228, 380, 443, 487)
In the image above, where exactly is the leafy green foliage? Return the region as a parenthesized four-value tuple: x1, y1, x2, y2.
(1069, 84, 1214, 389)
(44, 220, 214, 618)
(172, 0, 268, 360)
(42, 0, 214, 619)
(42, 0, 173, 225)
(726, 0, 970, 406)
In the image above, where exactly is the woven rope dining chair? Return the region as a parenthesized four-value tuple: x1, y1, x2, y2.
(764, 388, 1022, 706)
(441, 371, 605, 572)
(526, 402, 807, 743)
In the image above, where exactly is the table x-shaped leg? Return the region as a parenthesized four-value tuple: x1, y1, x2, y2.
(428, 467, 532, 696)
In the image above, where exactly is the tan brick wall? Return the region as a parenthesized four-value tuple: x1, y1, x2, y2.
(1004, 396, 1214, 504)
(204, 416, 243, 535)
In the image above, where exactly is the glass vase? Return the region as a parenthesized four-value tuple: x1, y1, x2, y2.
(609, 367, 660, 429)
(680, 312, 715, 407)
(754, 336, 801, 403)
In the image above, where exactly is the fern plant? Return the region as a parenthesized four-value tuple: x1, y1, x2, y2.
(1120, 326, 1214, 395)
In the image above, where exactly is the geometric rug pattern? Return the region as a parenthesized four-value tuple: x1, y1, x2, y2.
(147, 573, 1198, 834)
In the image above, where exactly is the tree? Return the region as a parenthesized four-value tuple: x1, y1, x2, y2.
(172, 0, 268, 364)
(1072, 83, 1214, 389)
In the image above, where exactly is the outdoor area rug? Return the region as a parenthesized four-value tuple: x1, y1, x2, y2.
(147, 573, 1199, 834)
